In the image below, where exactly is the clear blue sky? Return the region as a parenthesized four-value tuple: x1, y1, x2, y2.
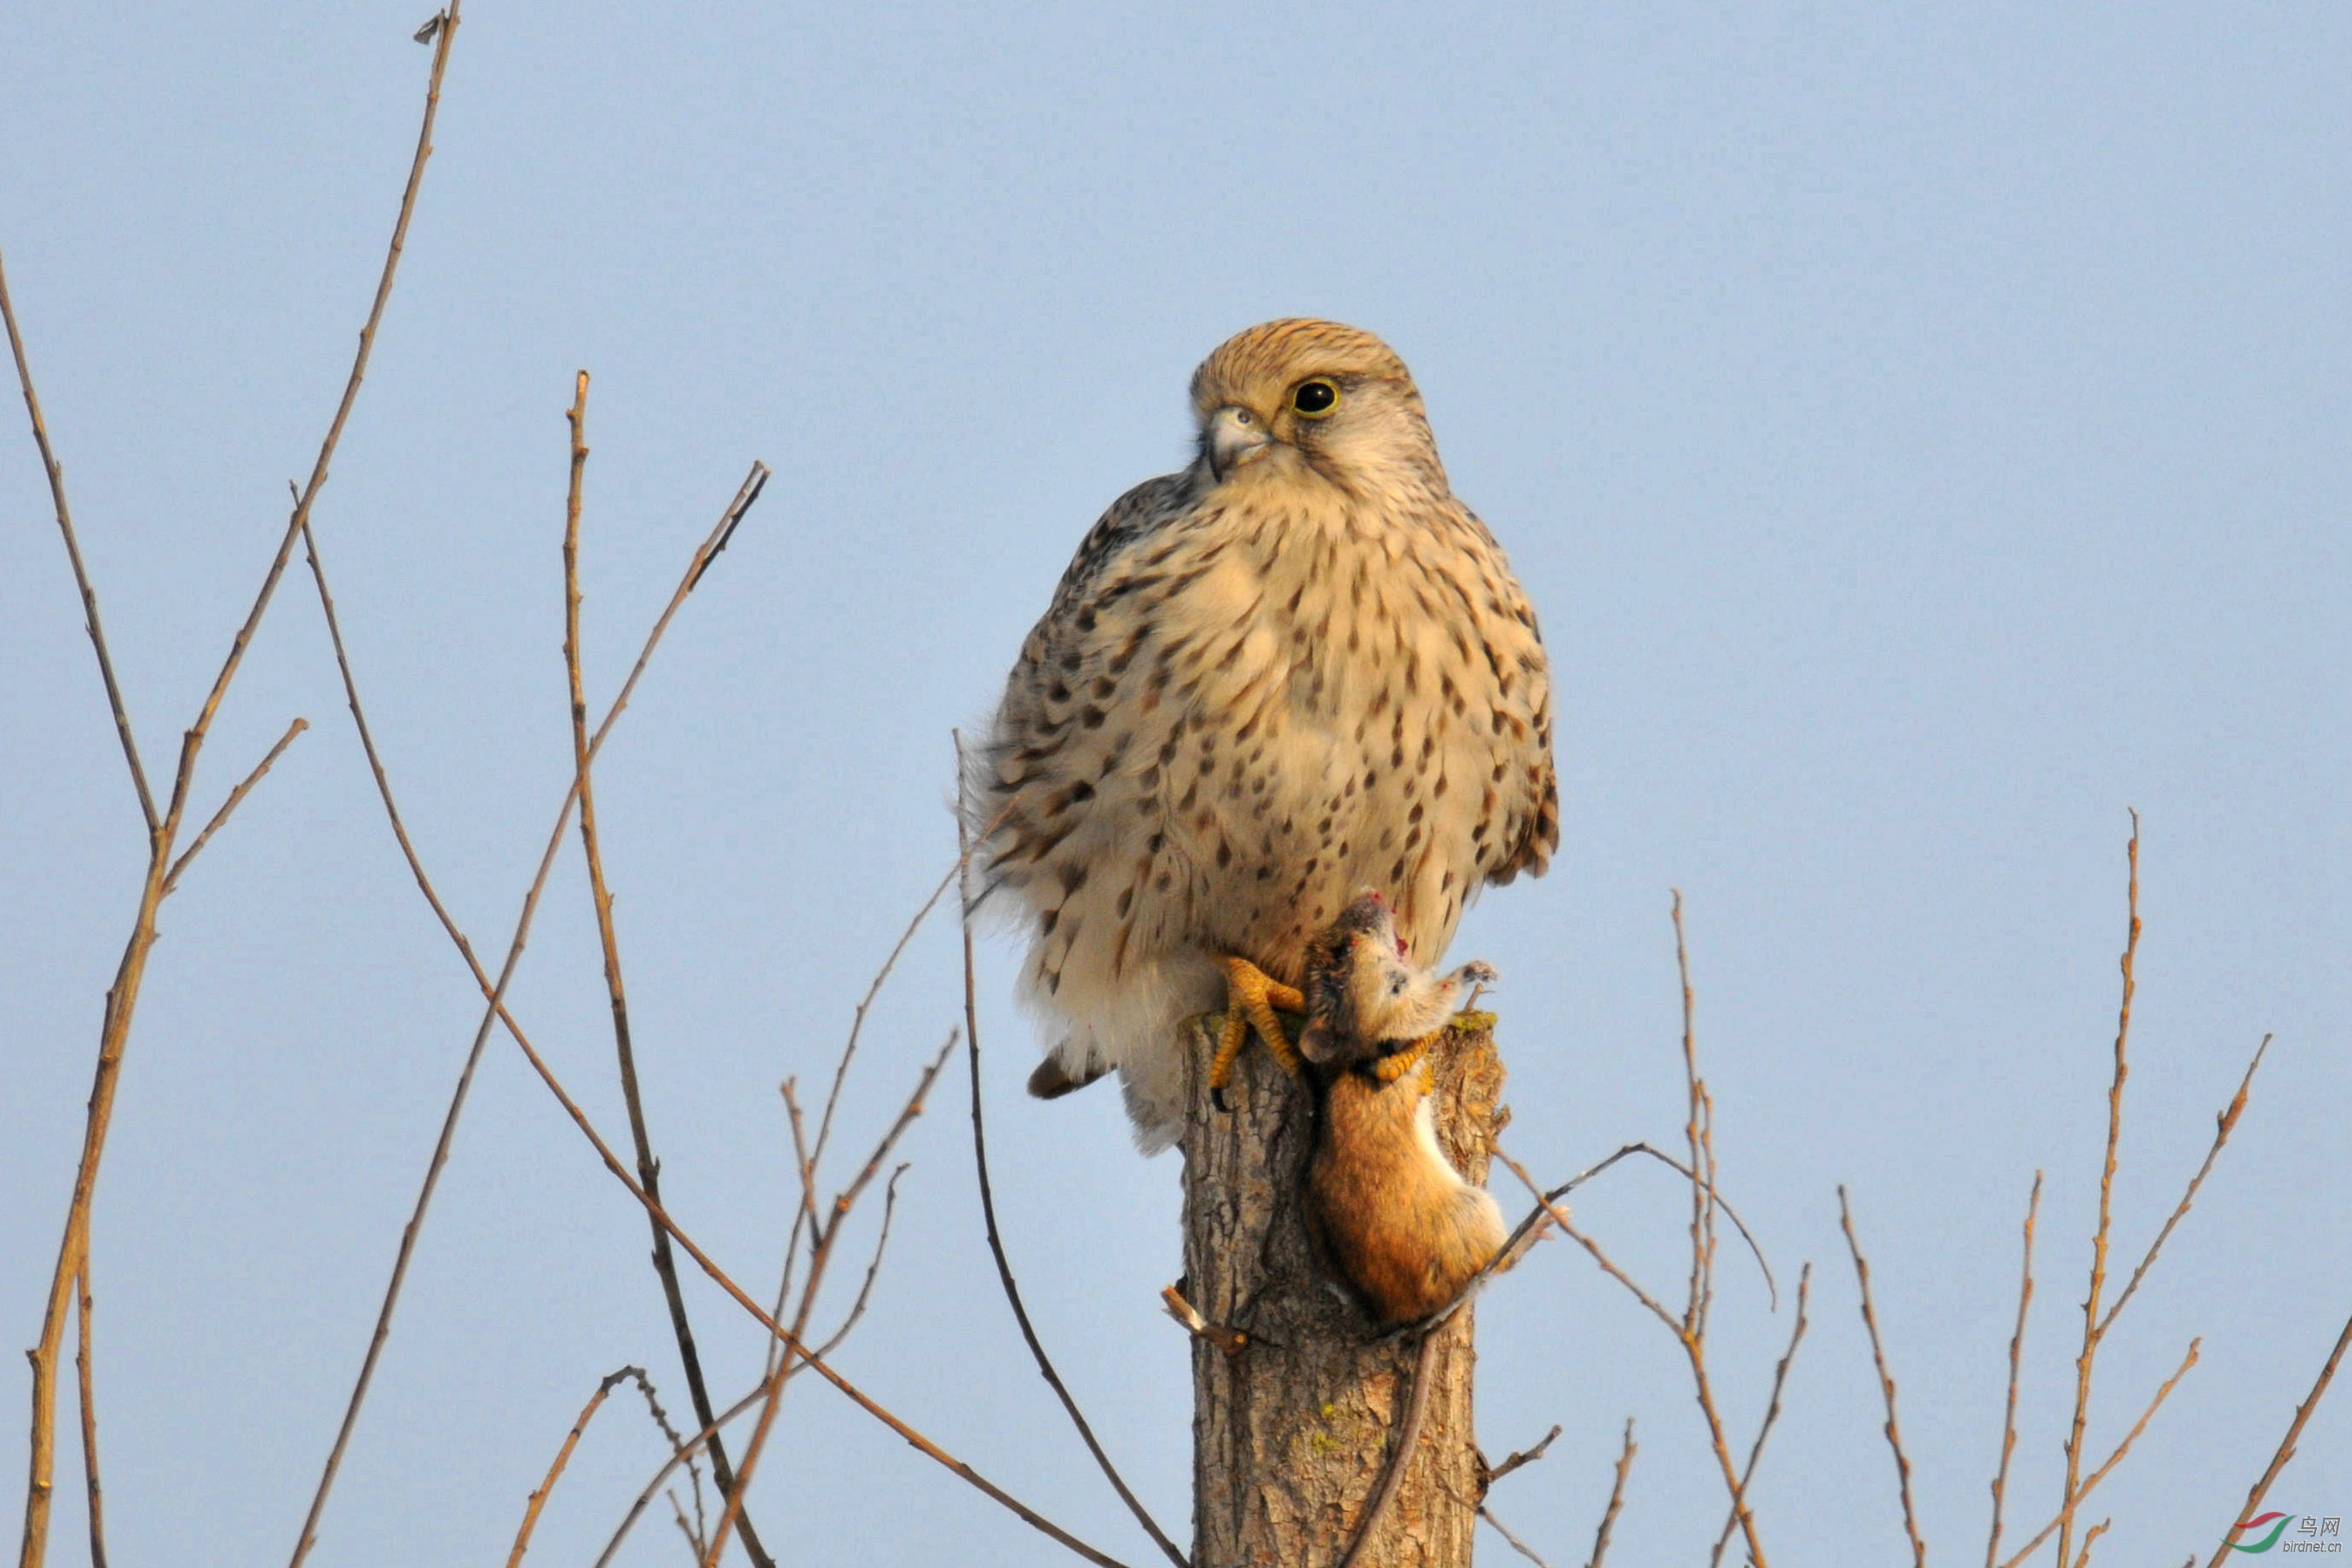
(4, 5, 2346, 1565)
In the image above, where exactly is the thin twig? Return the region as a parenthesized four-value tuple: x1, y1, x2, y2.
(496, 998, 1134, 1567)
(298, 522, 476, 966)
(599, 1380, 774, 1568)
(561, 373, 774, 1568)
(2072, 1519, 2111, 1568)
(0, 247, 155, 833)
(1513, 895, 1765, 1568)
(703, 1038, 960, 1566)
(1997, 1336, 2197, 1568)
(1674, 892, 1709, 1339)
(810, 1165, 909, 1364)
(2202, 1308, 2352, 1568)
(1470, 1139, 1775, 1323)
(620, 1369, 704, 1557)
(1986, 1172, 2042, 1568)
(161, 718, 308, 895)
(810, 861, 960, 1179)
(669, 1492, 704, 1562)
(1334, 1328, 1442, 1568)
(2099, 1034, 2272, 1337)
(686, 480, 759, 591)
(775, 845, 967, 1351)
(1663, 896, 1767, 1566)
(954, 731, 1190, 1568)
(772, 859, 959, 1324)
(1710, 1264, 1812, 1568)
(1479, 1507, 1556, 1568)
(1585, 1419, 1636, 1568)
(506, 1366, 637, 1567)
(2059, 811, 2140, 1568)
(1486, 1425, 1561, 1487)
(71, 1266, 104, 1568)
(288, 455, 766, 1566)
(17, 14, 462, 1567)
(1840, 1190, 1924, 1567)
(1495, 1152, 1678, 1335)
(769, 1081, 826, 1362)
(170, 0, 461, 851)
(1497, 1141, 1778, 1565)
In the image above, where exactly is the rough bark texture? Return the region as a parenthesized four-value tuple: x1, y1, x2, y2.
(1180, 1015, 1504, 1568)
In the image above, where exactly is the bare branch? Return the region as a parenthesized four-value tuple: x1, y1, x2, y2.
(768, 1081, 824, 1358)
(955, 731, 1190, 1568)
(161, 718, 308, 896)
(2099, 1033, 2272, 1337)
(1585, 1419, 1637, 1568)
(506, 1366, 637, 1567)
(466, 981, 1129, 1565)
(1673, 891, 1714, 1340)
(2201, 1308, 2352, 1568)
(163, 0, 461, 851)
(1986, 1172, 2042, 1568)
(686, 468, 767, 591)
(561, 372, 772, 1568)
(16, 12, 464, 1565)
(620, 1368, 704, 1556)
(599, 1379, 772, 1568)
(289, 455, 769, 1566)
(1999, 1337, 2198, 1568)
(2059, 810, 2141, 1568)
(1669, 897, 1768, 1566)
(1485, 1425, 1561, 1487)
(71, 1267, 105, 1568)
(810, 860, 960, 1177)
(1840, 1190, 1924, 1567)
(299, 523, 477, 962)
(810, 1164, 909, 1363)
(703, 1035, 960, 1566)
(0, 247, 155, 833)
(1710, 1263, 1812, 1568)
(1479, 1507, 1556, 1568)
(669, 1491, 704, 1563)
(1494, 1150, 1678, 1338)
(1504, 893, 1772, 1568)
(1473, 1140, 1775, 1321)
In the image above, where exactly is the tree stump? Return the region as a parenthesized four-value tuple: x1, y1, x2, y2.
(1179, 1014, 1505, 1568)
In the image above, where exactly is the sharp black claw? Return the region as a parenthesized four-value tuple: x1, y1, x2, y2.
(1212, 1085, 1231, 1113)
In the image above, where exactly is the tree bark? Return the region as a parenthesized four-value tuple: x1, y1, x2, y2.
(1180, 1015, 1504, 1568)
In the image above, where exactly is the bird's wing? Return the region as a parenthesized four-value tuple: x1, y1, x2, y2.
(1477, 533, 1559, 889)
(1040, 470, 1193, 623)
(971, 471, 1190, 885)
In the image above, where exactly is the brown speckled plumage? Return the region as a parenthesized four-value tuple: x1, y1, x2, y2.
(972, 320, 1557, 1151)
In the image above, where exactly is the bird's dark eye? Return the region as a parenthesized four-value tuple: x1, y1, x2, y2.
(1388, 975, 1406, 995)
(1291, 378, 1340, 419)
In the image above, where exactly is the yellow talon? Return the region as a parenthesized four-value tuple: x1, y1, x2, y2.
(1207, 954, 1306, 1109)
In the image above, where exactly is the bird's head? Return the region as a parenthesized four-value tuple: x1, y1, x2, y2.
(1188, 319, 1445, 494)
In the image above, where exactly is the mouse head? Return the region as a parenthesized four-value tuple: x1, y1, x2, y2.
(1298, 891, 1494, 1069)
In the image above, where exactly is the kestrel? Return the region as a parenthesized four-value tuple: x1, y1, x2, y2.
(971, 319, 1556, 1153)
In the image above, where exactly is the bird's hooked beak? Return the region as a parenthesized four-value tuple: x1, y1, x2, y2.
(1205, 404, 1274, 480)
